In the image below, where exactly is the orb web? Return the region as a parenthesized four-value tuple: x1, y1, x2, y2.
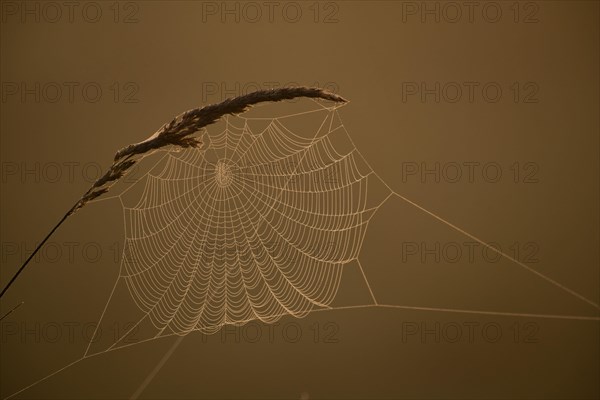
(106, 99, 387, 338)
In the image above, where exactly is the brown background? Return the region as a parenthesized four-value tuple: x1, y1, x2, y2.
(1, 1, 599, 399)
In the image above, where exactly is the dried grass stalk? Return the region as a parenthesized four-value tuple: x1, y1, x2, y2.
(73, 87, 346, 214)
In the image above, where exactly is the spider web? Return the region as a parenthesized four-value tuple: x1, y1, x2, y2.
(88, 98, 390, 350)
